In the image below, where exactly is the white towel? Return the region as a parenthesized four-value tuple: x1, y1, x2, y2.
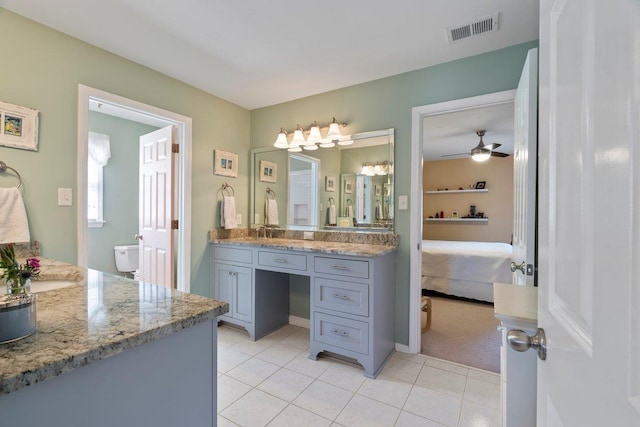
(265, 199, 279, 226)
(221, 196, 237, 229)
(0, 188, 30, 244)
(328, 204, 337, 225)
(346, 205, 354, 218)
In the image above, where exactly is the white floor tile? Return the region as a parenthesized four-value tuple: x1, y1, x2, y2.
(230, 336, 275, 356)
(257, 368, 314, 402)
(463, 377, 501, 409)
(392, 351, 429, 365)
(356, 375, 412, 408)
(335, 394, 400, 427)
(467, 368, 500, 385)
(218, 347, 252, 373)
(227, 357, 280, 387)
(286, 352, 332, 379)
(217, 414, 240, 426)
(217, 374, 252, 411)
(256, 343, 304, 366)
(317, 362, 367, 392)
(395, 411, 447, 427)
(217, 325, 249, 348)
(220, 389, 288, 427)
(279, 331, 311, 350)
(379, 357, 423, 384)
(403, 385, 462, 427)
(267, 405, 332, 427)
(423, 357, 470, 376)
(416, 366, 468, 397)
(293, 380, 354, 420)
(458, 400, 501, 427)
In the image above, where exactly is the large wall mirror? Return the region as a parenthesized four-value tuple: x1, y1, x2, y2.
(250, 128, 394, 232)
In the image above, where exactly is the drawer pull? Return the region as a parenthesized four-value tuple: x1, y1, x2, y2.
(331, 265, 350, 271)
(331, 293, 350, 301)
(331, 329, 350, 338)
(273, 258, 288, 263)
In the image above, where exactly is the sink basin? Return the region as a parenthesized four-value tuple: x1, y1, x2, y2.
(30, 280, 79, 293)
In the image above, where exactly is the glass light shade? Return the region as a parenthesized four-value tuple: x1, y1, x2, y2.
(302, 143, 318, 150)
(337, 135, 353, 146)
(471, 148, 490, 162)
(326, 122, 342, 141)
(319, 138, 335, 148)
(288, 146, 302, 152)
(273, 132, 289, 149)
(374, 164, 385, 175)
(303, 125, 321, 150)
(290, 129, 305, 149)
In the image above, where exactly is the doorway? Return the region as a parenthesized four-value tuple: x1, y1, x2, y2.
(409, 90, 517, 354)
(77, 85, 193, 293)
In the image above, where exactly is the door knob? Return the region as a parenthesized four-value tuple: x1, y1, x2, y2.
(134, 234, 143, 241)
(507, 328, 547, 361)
(510, 261, 526, 274)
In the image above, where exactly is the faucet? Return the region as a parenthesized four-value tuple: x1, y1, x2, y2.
(255, 226, 267, 239)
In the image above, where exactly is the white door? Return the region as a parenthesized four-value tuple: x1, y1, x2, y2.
(138, 125, 175, 289)
(537, 0, 640, 424)
(512, 48, 538, 286)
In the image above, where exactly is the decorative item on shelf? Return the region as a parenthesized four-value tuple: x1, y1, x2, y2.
(470, 205, 477, 216)
(440, 211, 444, 219)
(0, 244, 39, 343)
(435, 212, 440, 218)
(272, 118, 351, 151)
(452, 210, 459, 218)
(475, 181, 487, 189)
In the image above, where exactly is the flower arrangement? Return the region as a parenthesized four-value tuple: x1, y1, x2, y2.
(0, 244, 40, 294)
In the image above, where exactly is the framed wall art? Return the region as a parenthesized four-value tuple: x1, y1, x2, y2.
(344, 179, 353, 194)
(259, 160, 277, 183)
(325, 176, 336, 192)
(213, 150, 238, 177)
(0, 101, 39, 151)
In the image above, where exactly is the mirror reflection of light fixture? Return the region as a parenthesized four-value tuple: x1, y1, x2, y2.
(361, 161, 392, 176)
(273, 118, 347, 150)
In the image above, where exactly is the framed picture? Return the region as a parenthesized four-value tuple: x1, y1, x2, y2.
(475, 181, 487, 189)
(384, 183, 391, 197)
(0, 101, 39, 151)
(259, 160, 277, 183)
(344, 179, 353, 194)
(375, 185, 381, 197)
(451, 210, 459, 218)
(325, 176, 336, 192)
(213, 150, 238, 177)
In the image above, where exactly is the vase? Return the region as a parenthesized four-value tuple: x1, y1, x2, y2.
(6, 277, 31, 295)
(0, 292, 37, 343)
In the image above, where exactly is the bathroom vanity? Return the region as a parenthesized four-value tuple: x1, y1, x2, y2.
(210, 235, 397, 378)
(0, 258, 227, 427)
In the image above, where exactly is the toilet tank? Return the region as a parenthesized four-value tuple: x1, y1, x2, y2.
(113, 245, 139, 273)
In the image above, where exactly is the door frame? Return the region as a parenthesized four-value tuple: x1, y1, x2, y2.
(409, 89, 516, 353)
(77, 84, 193, 293)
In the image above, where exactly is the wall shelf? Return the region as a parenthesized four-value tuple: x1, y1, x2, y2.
(424, 189, 488, 194)
(424, 218, 489, 224)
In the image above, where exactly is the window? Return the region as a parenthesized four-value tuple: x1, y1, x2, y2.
(87, 132, 111, 228)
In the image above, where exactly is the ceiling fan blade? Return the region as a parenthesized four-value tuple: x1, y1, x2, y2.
(484, 142, 502, 151)
(441, 152, 469, 158)
(490, 151, 510, 157)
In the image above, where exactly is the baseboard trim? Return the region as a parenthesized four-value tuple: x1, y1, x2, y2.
(289, 315, 310, 329)
(395, 343, 412, 353)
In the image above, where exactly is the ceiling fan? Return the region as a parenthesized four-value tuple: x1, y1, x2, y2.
(441, 130, 509, 161)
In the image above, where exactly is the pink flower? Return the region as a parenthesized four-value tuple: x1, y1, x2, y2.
(27, 257, 40, 269)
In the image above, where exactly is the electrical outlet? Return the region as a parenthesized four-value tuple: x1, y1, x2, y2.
(58, 188, 72, 206)
(236, 213, 242, 225)
(254, 213, 260, 224)
(398, 195, 408, 210)
(303, 231, 314, 240)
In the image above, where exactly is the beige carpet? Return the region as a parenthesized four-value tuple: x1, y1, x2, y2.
(421, 296, 501, 373)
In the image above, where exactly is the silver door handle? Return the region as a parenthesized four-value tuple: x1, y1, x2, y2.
(510, 261, 526, 274)
(331, 293, 350, 301)
(134, 234, 143, 241)
(331, 265, 349, 271)
(507, 328, 547, 361)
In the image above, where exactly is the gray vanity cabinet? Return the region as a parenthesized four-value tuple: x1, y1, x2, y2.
(213, 262, 252, 324)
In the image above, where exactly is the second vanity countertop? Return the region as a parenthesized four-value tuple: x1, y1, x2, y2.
(0, 258, 228, 396)
(209, 236, 398, 257)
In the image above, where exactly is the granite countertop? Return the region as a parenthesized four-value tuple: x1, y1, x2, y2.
(0, 258, 228, 395)
(209, 236, 398, 257)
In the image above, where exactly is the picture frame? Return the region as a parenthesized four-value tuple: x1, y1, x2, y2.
(451, 210, 459, 218)
(213, 150, 239, 177)
(375, 184, 381, 197)
(344, 179, 353, 194)
(475, 181, 487, 189)
(259, 160, 277, 183)
(384, 183, 391, 197)
(325, 176, 336, 192)
(0, 101, 39, 151)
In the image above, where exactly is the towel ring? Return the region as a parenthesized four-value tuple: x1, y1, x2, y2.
(221, 183, 234, 197)
(0, 161, 23, 190)
(328, 197, 335, 206)
(265, 188, 276, 200)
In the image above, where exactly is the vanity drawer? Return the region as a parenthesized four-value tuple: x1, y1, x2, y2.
(314, 257, 369, 279)
(214, 246, 253, 264)
(313, 312, 369, 355)
(258, 251, 307, 271)
(314, 278, 369, 317)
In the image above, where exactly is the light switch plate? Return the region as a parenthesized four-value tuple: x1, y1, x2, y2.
(236, 213, 242, 225)
(58, 188, 72, 206)
(254, 213, 260, 224)
(398, 195, 408, 210)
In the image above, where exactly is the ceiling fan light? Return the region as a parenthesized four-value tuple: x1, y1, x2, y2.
(471, 148, 490, 162)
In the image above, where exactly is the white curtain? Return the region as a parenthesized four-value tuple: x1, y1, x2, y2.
(88, 132, 111, 166)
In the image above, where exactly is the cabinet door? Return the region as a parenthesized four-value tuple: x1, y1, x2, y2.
(233, 266, 253, 323)
(213, 263, 234, 319)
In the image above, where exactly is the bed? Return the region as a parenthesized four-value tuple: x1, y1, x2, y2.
(421, 239, 513, 303)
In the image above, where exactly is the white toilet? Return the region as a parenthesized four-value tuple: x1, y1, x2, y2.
(114, 245, 140, 280)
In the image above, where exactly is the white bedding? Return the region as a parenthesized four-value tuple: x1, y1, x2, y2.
(421, 240, 513, 302)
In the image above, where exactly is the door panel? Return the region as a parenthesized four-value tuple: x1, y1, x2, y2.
(233, 267, 252, 323)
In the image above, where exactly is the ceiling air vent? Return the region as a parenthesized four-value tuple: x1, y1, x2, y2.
(446, 13, 500, 44)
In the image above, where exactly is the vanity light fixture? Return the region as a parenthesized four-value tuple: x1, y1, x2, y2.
(361, 161, 392, 176)
(272, 118, 348, 150)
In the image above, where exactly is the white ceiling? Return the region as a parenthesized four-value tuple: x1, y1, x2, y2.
(0, 0, 539, 110)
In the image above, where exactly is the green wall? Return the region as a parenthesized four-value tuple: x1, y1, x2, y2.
(250, 40, 538, 345)
(0, 9, 250, 297)
(87, 111, 159, 275)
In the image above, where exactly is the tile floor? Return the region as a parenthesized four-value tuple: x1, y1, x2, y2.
(217, 324, 500, 427)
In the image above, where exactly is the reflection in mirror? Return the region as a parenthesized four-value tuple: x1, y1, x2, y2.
(251, 128, 394, 232)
